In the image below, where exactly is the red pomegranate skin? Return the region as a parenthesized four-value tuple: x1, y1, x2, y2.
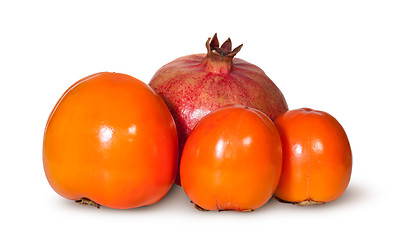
(149, 35, 288, 184)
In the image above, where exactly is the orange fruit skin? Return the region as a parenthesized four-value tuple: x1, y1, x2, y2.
(180, 106, 282, 211)
(274, 108, 352, 204)
(43, 72, 178, 209)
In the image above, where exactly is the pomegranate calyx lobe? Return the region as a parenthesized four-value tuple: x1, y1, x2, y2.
(206, 33, 243, 60)
(203, 34, 244, 74)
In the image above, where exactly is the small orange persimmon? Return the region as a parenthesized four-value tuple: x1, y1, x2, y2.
(180, 105, 282, 211)
(43, 72, 178, 209)
(273, 108, 352, 205)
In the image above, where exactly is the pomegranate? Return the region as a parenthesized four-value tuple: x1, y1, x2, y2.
(149, 34, 288, 184)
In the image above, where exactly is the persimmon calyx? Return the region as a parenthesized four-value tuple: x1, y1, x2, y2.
(273, 196, 325, 206)
(297, 200, 325, 206)
(194, 203, 209, 211)
(192, 201, 254, 212)
(75, 198, 101, 208)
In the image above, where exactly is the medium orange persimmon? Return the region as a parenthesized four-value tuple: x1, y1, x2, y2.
(43, 72, 178, 209)
(180, 105, 282, 211)
(273, 108, 352, 205)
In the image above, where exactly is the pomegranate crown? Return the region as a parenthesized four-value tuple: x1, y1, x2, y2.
(206, 33, 243, 60)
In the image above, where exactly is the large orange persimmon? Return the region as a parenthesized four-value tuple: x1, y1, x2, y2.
(180, 106, 282, 211)
(274, 108, 352, 205)
(43, 72, 178, 209)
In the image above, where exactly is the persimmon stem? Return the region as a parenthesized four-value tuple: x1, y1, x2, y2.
(75, 197, 101, 208)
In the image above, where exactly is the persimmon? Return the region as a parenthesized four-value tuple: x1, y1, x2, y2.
(43, 72, 178, 209)
(180, 105, 282, 211)
(273, 108, 352, 205)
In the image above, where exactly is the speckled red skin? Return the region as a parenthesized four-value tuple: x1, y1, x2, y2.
(149, 47, 288, 185)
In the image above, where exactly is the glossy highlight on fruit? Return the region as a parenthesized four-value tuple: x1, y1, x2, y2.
(43, 72, 178, 209)
(149, 34, 288, 184)
(273, 108, 352, 205)
(180, 105, 282, 211)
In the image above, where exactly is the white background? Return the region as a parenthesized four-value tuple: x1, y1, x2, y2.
(1, 0, 392, 239)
